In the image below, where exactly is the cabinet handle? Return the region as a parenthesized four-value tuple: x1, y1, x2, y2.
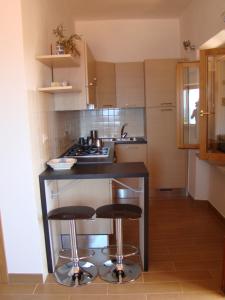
(160, 102, 173, 105)
(199, 110, 215, 117)
(125, 146, 138, 150)
(103, 104, 114, 107)
(160, 108, 173, 112)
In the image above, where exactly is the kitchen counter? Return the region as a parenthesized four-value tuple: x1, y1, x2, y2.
(40, 162, 148, 180)
(39, 162, 149, 273)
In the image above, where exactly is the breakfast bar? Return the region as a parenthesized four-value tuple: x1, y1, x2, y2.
(39, 162, 149, 273)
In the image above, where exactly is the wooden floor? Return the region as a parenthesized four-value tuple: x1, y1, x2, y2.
(1, 193, 225, 299)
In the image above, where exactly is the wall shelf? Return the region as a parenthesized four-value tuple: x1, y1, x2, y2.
(38, 86, 81, 94)
(36, 54, 80, 68)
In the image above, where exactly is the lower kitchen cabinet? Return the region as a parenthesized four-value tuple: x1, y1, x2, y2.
(115, 144, 147, 189)
(146, 107, 187, 189)
(56, 179, 113, 234)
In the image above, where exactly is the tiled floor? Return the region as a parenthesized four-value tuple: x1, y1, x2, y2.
(1, 194, 225, 299)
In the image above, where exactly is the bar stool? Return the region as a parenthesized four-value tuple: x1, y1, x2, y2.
(48, 206, 97, 287)
(96, 203, 142, 283)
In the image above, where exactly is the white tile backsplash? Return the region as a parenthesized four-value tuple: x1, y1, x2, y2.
(76, 107, 145, 139)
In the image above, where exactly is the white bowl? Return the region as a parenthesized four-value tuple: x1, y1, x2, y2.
(47, 158, 77, 170)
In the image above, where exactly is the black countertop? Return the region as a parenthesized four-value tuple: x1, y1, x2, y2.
(39, 162, 148, 180)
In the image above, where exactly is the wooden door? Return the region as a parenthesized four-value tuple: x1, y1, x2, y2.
(199, 47, 225, 163)
(0, 214, 8, 283)
(176, 61, 200, 149)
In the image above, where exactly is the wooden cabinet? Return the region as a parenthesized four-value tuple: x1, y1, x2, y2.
(116, 144, 147, 164)
(145, 59, 178, 107)
(96, 61, 116, 108)
(146, 107, 187, 189)
(115, 62, 145, 108)
(115, 144, 147, 188)
(176, 61, 200, 149)
(85, 44, 97, 106)
(145, 58, 187, 189)
(37, 40, 96, 111)
(36, 54, 81, 94)
(199, 47, 225, 164)
(57, 179, 113, 234)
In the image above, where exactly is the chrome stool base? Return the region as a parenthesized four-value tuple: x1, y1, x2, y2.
(55, 261, 97, 287)
(99, 259, 141, 284)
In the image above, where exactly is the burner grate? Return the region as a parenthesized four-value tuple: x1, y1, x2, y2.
(63, 145, 110, 158)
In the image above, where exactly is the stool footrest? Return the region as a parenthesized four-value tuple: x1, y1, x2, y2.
(58, 248, 95, 261)
(101, 244, 138, 258)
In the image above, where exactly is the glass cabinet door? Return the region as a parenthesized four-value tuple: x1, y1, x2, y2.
(199, 48, 225, 163)
(176, 61, 200, 148)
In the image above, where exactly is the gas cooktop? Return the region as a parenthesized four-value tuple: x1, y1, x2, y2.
(63, 144, 110, 158)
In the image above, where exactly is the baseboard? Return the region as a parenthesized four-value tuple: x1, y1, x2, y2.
(207, 202, 225, 227)
(8, 273, 43, 283)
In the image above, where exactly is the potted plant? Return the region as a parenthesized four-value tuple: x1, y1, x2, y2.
(53, 24, 81, 56)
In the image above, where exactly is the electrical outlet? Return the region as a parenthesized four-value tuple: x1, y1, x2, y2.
(42, 134, 48, 144)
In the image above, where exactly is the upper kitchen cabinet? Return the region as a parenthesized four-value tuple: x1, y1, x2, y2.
(115, 62, 145, 108)
(96, 61, 116, 108)
(36, 54, 81, 94)
(199, 47, 225, 164)
(85, 44, 97, 106)
(37, 40, 96, 111)
(176, 61, 200, 149)
(145, 59, 178, 107)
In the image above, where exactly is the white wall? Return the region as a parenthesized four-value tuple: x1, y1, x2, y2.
(0, 0, 43, 274)
(180, 0, 225, 215)
(0, 0, 77, 276)
(209, 167, 225, 218)
(76, 19, 180, 62)
(180, 0, 225, 59)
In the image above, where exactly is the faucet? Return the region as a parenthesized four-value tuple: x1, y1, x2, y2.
(121, 123, 128, 139)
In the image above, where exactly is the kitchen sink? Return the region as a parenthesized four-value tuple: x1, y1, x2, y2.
(112, 137, 137, 141)
(104, 137, 146, 143)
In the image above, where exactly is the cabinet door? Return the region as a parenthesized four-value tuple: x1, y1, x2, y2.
(115, 144, 147, 189)
(96, 62, 116, 108)
(176, 61, 200, 149)
(116, 62, 145, 108)
(145, 59, 177, 107)
(146, 107, 187, 189)
(57, 179, 113, 234)
(85, 44, 96, 106)
(199, 47, 225, 164)
(116, 144, 147, 164)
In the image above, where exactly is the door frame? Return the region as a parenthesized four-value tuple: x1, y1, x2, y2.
(0, 213, 8, 283)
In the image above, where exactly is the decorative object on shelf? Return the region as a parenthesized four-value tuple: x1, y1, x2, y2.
(51, 81, 60, 87)
(183, 40, 195, 51)
(53, 24, 81, 56)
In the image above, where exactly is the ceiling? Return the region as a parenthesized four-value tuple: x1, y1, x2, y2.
(69, 0, 192, 20)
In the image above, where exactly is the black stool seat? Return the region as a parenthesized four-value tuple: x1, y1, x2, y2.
(96, 204, 142, 219)
(48, 206, 95, 220)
